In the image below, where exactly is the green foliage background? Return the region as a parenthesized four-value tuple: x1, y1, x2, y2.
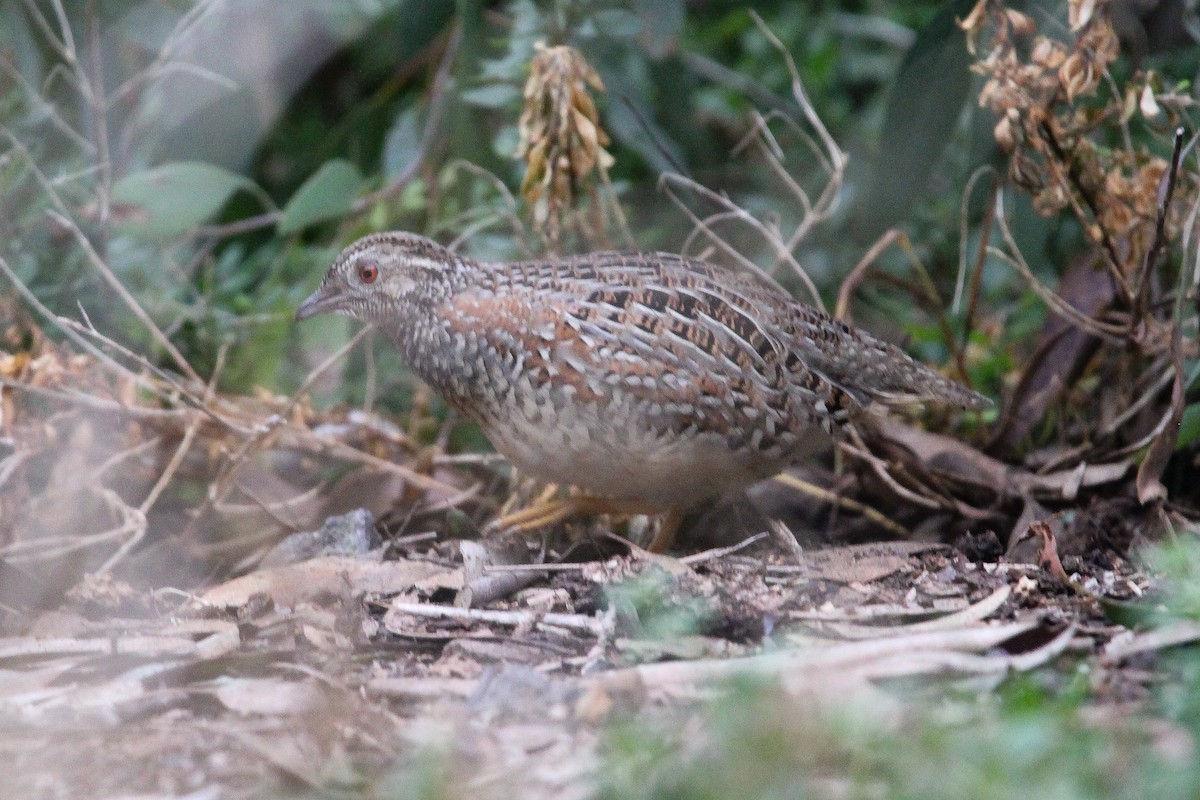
(5, 4, 1200, 797)
(0, 0, 1016, 404)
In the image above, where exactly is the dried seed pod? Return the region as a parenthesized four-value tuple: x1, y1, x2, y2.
(515, 43, 614, 250)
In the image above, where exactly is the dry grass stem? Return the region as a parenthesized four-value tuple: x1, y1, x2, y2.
(773, 473, 911, 538)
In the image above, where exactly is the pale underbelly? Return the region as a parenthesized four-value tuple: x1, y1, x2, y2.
(480, 391, 813, 508)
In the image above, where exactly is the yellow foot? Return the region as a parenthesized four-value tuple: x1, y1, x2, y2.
(486, 495, 680, 552)
(645, 507, 684, 554)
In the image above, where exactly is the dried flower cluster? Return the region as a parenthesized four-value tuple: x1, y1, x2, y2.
(515, 43, 615, 250)
(963, 0, 1183, 266)
(963, 0, 1199, 504)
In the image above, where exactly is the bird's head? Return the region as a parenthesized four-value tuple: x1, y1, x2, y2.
(294, 232, 463, 325)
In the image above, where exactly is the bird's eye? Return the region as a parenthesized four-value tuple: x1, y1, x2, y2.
(358, 262, 379, 284)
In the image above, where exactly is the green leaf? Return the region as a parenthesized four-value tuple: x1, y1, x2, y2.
(851, 0, 977, 241)
(278, 159, 363, 234)
(460, 84, 520, 109)
(1176, 403, 1200, 450)
(383, 107, 422, 180)
(633, 0, 682, 58)
(111, 162, 250, 239)
(593, 9, 643, 38)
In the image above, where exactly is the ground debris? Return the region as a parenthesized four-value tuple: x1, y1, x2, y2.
(0, 290, 1181, 798)
(0, 523, 1158, 798)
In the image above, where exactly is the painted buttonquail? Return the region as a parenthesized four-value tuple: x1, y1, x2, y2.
(296, 232, 989, 551)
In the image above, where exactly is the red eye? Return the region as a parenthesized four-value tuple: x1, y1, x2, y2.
(358, 262, 378, 284)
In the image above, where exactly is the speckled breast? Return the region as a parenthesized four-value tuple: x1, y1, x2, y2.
(476, 375, 810, 507)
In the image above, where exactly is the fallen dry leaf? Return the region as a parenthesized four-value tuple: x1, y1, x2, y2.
(199, 555, 442, 609)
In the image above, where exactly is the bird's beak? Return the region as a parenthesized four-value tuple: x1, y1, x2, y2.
(294, 285, 340, 321)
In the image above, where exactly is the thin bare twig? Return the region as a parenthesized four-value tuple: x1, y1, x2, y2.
(749, 10, 846, 178)
(108, 0, 227, 105)
(680, 532, 771, 565)
(1134, 127, 1186, 322)
(84, 5, 111, 228)
(992, 192, 1128, 342)
(953, 165, 1000, 312)
(659, 174, 810, 302)
(835, 230, 903, 321)
(285, 325, 374, 417)
(352, 25, 460, 213)
(443, 160, 528, 251)
(836, 437, 942, 511)
(652, 14, 845, 313)
(48, 210, 203, 384)
(21, 0, 77, 66)
(773, 473, 911, 538)
(0, 58, 92, 152)
(0, 255, 208, 414)
(388, 601, 607, 636)
(1037, 121, 1130, 304)
(734, 113, 813, 218)
(199, 25, 458, 240)
(96, 342, 230, 573)
(195, 211, 280, 238)
(66, 318, 247, 432)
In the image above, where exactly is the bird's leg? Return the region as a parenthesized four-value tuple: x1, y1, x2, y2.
(487, 495, 662, 537)
(487, 496, 581, 533)
(497, 479, 559, 517)
(645, 506, 684, 554)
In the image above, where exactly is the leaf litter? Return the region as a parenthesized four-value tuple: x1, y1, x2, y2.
(2, 4, 1200, 796)
(0, 324, 1170, 795)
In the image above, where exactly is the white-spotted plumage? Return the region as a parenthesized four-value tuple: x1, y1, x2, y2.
(296, 232, 989, 510)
